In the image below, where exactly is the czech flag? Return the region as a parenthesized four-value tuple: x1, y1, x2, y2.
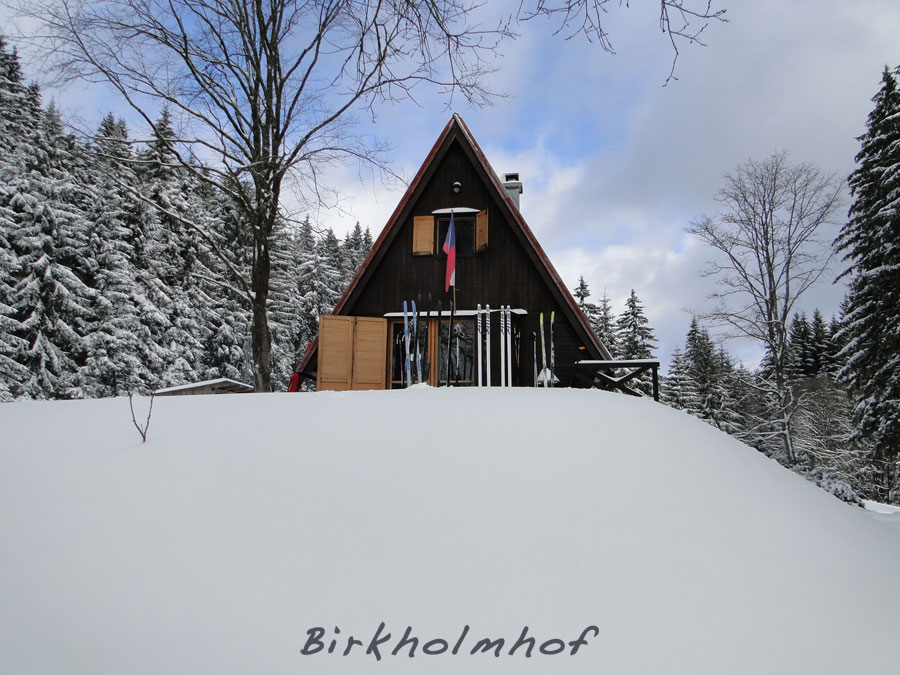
(442, 212, 456, 291)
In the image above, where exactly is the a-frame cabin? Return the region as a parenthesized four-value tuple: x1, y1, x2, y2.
(293, 114, 612, 390)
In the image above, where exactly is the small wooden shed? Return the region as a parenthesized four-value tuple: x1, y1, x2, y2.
(293, 114, 613, 391)
(154, 378, 254, 396)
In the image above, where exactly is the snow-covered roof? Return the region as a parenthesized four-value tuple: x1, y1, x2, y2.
(383, 308, 527, 318)
(153, 377, 253, 395)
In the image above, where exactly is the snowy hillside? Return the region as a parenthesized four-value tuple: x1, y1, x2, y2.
(2, 389, 899, 674)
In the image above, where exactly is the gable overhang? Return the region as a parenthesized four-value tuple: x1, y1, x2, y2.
(295, 114, 611, 380)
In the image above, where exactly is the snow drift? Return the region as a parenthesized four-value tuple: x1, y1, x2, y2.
(1, 388, 899, 674)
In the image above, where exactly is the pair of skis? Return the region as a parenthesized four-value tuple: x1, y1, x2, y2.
(537, 311, 557, 387)
(401, 298, 424, 387)
(474, 305, 514, 386)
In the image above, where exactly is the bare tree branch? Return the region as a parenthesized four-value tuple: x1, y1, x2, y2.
(688, 151, 843, 462)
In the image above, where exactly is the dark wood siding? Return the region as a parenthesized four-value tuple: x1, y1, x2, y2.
(346, 138, 594, 386)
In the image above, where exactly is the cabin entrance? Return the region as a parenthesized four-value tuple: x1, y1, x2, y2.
(316, 309, 525, 391)
(388, 317, 475, 388)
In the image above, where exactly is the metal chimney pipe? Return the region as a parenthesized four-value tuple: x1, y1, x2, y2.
(502, 172, 523, 210)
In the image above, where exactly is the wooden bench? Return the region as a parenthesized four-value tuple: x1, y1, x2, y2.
(569, 359, 661, 401)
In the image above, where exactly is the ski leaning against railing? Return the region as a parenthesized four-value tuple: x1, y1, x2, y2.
(485, 304, 492, 387)
(412, 298, 421, 384)
(446, 295, 455, 385)
(499, 306, 506, 388)
(403, 301, 412, 387)
(436, 300, 443, 386)
(549, 310, 556, 388)
(424, 292, 433, 382)
(538, 312, 550, 387)
(506, 306, 513, 386)
(476, 304, 483, 387)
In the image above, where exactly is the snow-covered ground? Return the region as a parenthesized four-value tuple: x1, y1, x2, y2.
(863, 499, 900, 540)
(2, 388, 899, 674)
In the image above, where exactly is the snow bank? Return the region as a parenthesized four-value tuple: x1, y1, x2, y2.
(1, 388, 899, 674)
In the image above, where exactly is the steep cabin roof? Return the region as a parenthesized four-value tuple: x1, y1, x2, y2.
(294, 114, 611, 384)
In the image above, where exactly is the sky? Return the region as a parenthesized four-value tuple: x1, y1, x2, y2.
(6, 0, 900, 369)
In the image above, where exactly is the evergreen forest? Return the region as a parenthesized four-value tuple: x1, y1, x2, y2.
(0, 37, 371, 399)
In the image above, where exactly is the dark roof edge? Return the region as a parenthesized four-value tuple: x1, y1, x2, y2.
(451, 115, 612, 361)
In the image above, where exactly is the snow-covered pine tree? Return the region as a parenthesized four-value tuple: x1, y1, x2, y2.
(834, 65, 900, 499)
(194, 179, 253, 385)
(317, 227, 346, 303)
(572, 275, 601, 342)
(135, 109, 210, 388)
(809, 309, 828, 378)
(341, 221, 370, 288)
(787, 312, 812, 380)
(823, 312, 845, 379)
(592, 288, 618, 358)
(712, 345, 744, 434)
(0, 37, 31, 400)
(663, 345, 695, 411)
(615, 289, 657, 394)
(296, 217, 342, 343)
(269, 220, 308, 389)
(573, 275, 590, 305)
(2, 92, 97, 398)
(681, 317, 741, 431)
(80, 114, 167, 395)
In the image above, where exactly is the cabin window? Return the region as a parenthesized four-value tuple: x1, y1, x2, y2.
(416, 210, 487, 255)
(437, 216, 476, 257)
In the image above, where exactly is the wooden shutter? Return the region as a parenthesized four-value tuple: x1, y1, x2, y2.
(317, 315, 354, 390)
(413, 215, 434, 255)
(351, 317, 387, 390)
(476, 209, 488, 252)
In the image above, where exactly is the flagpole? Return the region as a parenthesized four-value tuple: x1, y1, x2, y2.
(452, 285, 459, 385)
(442, 211, 457, 387)
(447, 289, 454, 386)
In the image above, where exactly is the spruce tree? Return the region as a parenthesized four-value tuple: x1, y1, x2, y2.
(823, 313, 845, 378)
(835, 65, 900, 484)
(573, 276, 590, 306)
(81, 115, 166, 395)
(342, 221, 370, 287)
(572, 275, 601, 344)
(0, 37, 30, 399)
(615, 289, 657, 394)
(592, 289, 618, 358)
(809, 309, 828, 377)
(616, 290, 656, 359)
(787, 312, 812, 380)
(2, 94, 97, 398)
(296, 217, 341, 347)
(195, 180, 253, 385)
(136, 109, 209, 387)
(663, 346, 695, 411)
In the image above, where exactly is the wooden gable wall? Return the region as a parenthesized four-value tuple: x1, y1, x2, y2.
(340, 137, 599, 387)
